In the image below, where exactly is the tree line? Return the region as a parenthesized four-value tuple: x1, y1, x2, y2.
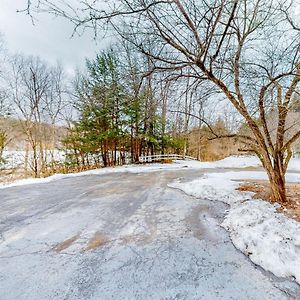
(21, 0, 300, 204)
(64, 48, 184, 167)
(2, 0, 300, 205)
(1, 40, 230, 177)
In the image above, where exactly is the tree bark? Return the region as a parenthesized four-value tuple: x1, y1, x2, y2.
(267, 155, 287, 204)
(269, 171, 287, 204)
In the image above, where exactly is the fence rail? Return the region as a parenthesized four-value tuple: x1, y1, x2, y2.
(139, 154, 198, 163)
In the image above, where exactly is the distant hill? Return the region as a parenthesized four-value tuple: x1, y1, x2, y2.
(0, 116, 68, 150)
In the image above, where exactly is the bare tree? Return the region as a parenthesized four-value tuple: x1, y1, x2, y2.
(281, 0, 300, 32)
(44, 63, 66, 163)
(25, 0, 300, 203)
(8, 55, 65, 177)
(0, 35, 10, 162)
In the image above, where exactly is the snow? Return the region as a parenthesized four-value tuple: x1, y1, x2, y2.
(169, 171, 300, 204)
(1, 149, 65, 169)
(288, 158, 300, 171)
(170, 170, 300, 284)
(0, 161, 192, 189)
(199, 155, 262, 169)
(2, 151, 300, 172)
(196, 155, 300, 171)
(1, 154, 300, 189)
(169, 174, 248, 204)
(223, 200, 300, 282)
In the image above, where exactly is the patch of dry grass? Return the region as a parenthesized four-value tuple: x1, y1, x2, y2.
(238, 181, 300, 222)
(0, 168, 28, 184)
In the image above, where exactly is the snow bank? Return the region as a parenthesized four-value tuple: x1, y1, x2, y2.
(223, 200, 300, 282)
(200, 155, 262, 169)
(200, 155, 300, 171)
(169, 175, 252, 205)
(169, 171, 300, 204)
(170, 171, 300, 284)
(171, 155, 262, 169)
(1, 154, 300, 189)
(185, 155, 300, 171)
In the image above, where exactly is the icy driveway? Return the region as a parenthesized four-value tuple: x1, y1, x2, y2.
(0, 169, 299, 299)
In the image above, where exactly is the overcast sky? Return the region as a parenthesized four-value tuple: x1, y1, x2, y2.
(0, 0, 109, 75)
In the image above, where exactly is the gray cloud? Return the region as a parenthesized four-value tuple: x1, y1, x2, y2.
(0, 0, 110, 74)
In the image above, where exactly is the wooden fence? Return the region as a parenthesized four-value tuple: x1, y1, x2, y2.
(139, 154, 198, 163)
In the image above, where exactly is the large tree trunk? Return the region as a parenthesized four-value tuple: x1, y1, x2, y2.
(266, 157, 287, 204)
(269, 171, 286, 204)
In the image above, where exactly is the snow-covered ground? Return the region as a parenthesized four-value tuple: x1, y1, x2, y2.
(1, 154, 300, 189)
(169, 169, 300, 285)
(2, 151, 300, 172)
(0, 149, 65, 169)
(0, 160, 199, 189)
